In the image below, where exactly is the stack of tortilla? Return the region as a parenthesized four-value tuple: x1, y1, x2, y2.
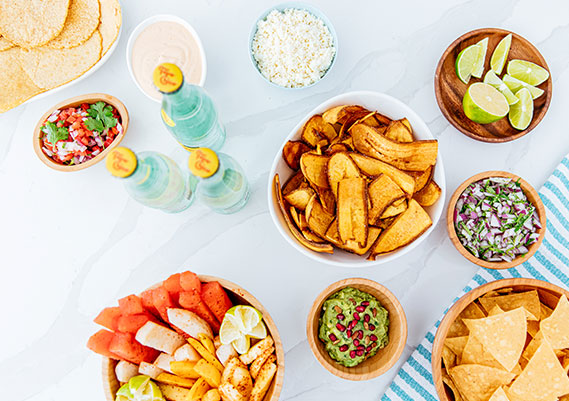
(0, 0, 122, 113)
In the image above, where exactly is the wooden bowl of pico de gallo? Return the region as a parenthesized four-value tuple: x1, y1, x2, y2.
(33, 93, 128, 172)
(447, 171, 546, 269)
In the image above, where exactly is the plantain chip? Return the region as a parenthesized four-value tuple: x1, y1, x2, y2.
(284, 187, 315, 210)
(325, 219, 381, 256)
(384, 120, 414, 143)
(407, 166, 433, 193)
(306, 195, 335, 239)
(301, 115, 337, 146)
(289, 206, 305, 230)
(351, 123, 437, 171)
(368, 174, 405, 225)
(315, 187, 336, 214)
(399, 118, 412, 132)
(381, 199, 408, 219)
(375, 216, 396, 230)
(282, 171, 306, 195)
(414, 181, 442, 207)
(337, 177, 368, 247)
(325, 143, 350, 155)
(283, 141, 311, 170)
(374, 112, 392, 126)
(300, 153, 330, 188)
(274, 174, 333, 254)
(349, 153, 415, 196)
(291, 208, 327, 244)
(327, 152, 361, 198)
(369, 199, 432, 258)
(322, 105, 368, 125)
(357, 112, 381, 128)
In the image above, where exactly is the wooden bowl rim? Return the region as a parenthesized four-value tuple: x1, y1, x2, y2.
(432, 278, 569, 401)
(33, 93, 129, 172)
(306, 278, 408, 381)
(434, 27, 552, 143)
(101, 274, 285, 401)
(446, 170, 546, 269)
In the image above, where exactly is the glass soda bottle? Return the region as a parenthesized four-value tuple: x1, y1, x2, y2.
(153, 63, 226, 151)
(106, 147, 197, 213)
(188, 148, 249, 214)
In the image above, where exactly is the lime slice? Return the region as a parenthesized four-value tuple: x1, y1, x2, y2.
(143, 381, 163, 401)
(502, 74, 544, 99)
(490, 34, 512, 75)
(463, 82, 509, 124)
(232, 334, 251, 354)
(219, 314, 242, 345)
(483, 70, 518, 105)
(129, 376, 150, 398)
(118, 376, 163, 401)
(507, 59, 549, 86)
(225, 305, 262, 332)
(455, 44, 481, 84)
(117, 384, 134, 400)
(508, 88, 533, 130)
(471, 37, 489, 78)
(247, 320, 267, 339)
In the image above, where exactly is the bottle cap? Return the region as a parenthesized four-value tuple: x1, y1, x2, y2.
(106, 147, 137, 178)
(188, 148, 219, 178)
(153, 63, 183, 93)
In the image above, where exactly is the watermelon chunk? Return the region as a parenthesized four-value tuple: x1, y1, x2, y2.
(109, 332, 158, 364)
(180, 271, 201, 292)
(87, 329, 120, 360)
(201, 282, 233, 323)
(179, 289, 220, 332)
(164, 273, 182, 303)
(117, 312, 155, 334)
(152, 287, 177, 322)
(118, 295, 145, 315)
(94, 306, 121, 331)
(140, 289, 160, 319)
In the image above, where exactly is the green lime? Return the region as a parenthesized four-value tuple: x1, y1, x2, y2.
(508, 87, 533, 130)
(490, 33, 512, 75)
(232, 334, 251, 354)
(503, 74, 544, 99)
(472, 37, 489, 78)
(455, 44, 481, 84)
(507, 59, 549, 86)
(248, 320, 267, 339)
(225, 305, 262, 332)
(483, 70, 519, 105)
(463, 82, 509, 124)
(219, 314, 242, 345)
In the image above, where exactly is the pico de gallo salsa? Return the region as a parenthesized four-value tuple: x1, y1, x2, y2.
(40, 101, 122, 165)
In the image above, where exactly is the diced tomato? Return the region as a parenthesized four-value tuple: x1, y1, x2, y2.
(56, 121, 64, 128)
(81, 103, 90, 110)
(104, 138, 113, 147)
(80, 137, 89, 146)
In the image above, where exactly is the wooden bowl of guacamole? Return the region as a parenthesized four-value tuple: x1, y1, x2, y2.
(307, 278, 408, 380)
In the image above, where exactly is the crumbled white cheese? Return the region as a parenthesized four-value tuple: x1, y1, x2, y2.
(252, 8, 336, 88)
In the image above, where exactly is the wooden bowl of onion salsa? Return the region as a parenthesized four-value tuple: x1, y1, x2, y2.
(447, 171, 546, 269)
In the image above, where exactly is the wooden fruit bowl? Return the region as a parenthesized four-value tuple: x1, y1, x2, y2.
(306, 278, 407, 381)
(447, 171, 546, 269)
(33, 93, 129, 172)
(432, 278, 569, 401)
(101, 275, 285, 401)
(435, 28, 552, 143)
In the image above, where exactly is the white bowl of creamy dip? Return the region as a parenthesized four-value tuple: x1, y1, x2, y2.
(126, 15, 207, 102)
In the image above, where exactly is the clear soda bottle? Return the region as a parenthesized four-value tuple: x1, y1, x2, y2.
(188, 148, 249, 214)
(106, 147, 197, 213)
(153, 63, 226, 151)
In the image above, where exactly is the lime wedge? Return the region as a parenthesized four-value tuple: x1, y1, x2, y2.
(232, 334, 251, 354)
(463, 82, 509, 124)
(483, 70, 518, 105)
(508, 87, 533, 130)
(219, 314, 242, 345)
(225, 305, 262, 332)
(117, 376, 164, 401)
(503, 74, 544, 99)
(472, 37, 489, 78)
(117, 384, 134, 399)
(507, 59, 549, 86)
(247, 320, 267, 339)
(490, 34, 512, 75)
(129, 376, 150, 397)
(455, 44, 481, 84)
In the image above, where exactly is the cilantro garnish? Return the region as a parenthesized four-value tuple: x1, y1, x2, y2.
(42, 122, 69, 145)
(85, 101, 118, 133)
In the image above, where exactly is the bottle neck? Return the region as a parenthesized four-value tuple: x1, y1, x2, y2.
(164, 83, 201, 111)
(124, 161, 151, 185)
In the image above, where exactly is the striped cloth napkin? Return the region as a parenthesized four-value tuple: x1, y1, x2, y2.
(382, 157, 569, 401)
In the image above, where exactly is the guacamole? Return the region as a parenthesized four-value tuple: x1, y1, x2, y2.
(318, 287, 389, 367)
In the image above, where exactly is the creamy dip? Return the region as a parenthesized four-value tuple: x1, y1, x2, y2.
(131, 21, 204, 101)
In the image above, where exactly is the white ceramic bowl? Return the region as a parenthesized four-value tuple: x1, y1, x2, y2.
(267, 91, 446, 267)
(126, 14, 207, 103)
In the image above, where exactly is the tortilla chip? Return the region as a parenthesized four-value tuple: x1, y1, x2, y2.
(540, 295, 569, 349)
(0, 35, 13, 51)
(98, 0, 121, 56)
(526, 320, 540, 338)
(464, 308, 526, 372)
(19, 30, 102, 89)
(541, 303, 554, 319)
(478, 291, 541, 321)
(487, 305, 505, 316)
(0, 48, 44, 113)
(521, 331, 544, 361)
(461, 335, 504, 370)
(488, 387, 511, 401)
(0, 0, 70, 47)
(46, 0, 100, 49)
(443, 374, 465, 401)
(448, 302, 486, 338)
(449, 364, 515, 401)
(442, 345, 456, 373)
(509, 342, 569, 401)
(445, 336, 468, 360)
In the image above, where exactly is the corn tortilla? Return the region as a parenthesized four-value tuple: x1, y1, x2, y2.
(99, 0, 121, 56)
(448, 364, 515, 401)
(0, 48, 43, 113)
(0, 0, 70, 48)
(47, 0, 100, 49)
(19, 30, 102, 89)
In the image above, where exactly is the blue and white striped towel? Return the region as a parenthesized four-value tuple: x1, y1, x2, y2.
(382, 157, 569, 401)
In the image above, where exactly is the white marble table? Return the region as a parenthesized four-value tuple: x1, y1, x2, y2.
(1, 0, 569, 400)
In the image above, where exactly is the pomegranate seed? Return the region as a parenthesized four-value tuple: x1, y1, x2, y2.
(339, 345, 349, 352)
(350, 351, 356, 359)
(355, 306, 366, 313)
(366, 346, 372, 352)
(336, 323, 346, 332)
(372, 308, 377, 317)
(370, 334, 378, 341)
(356, 349, 364, 357)
(369, 324, 376, 331)
(353, 339, 360, 347)
(334, 305, 343, 314)
(362, 301, 370, 306)
(364, 314, 370, 323)
(349, 298, 356, 306)
(363, 322, 369, 330)
(371, 342, 378, 348)
(337, 313, 345, 321)
(365, 335, 370, 345)
(353, 312, 360, 321)
(329, 334, 337, 342)
(346, 329, 352, 338)
(349, 320, 357, 329)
